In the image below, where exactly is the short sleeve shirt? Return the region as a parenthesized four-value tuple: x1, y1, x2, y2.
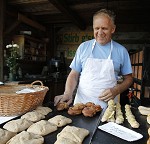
(70, 39, 132, 78)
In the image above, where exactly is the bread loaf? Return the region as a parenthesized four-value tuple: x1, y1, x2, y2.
(56, 126, 89, 143)
(138, 106, 150, 116)
(27, 120, 57, 136)
(125, 104, 139, 128)
(35, 106, 52, 115)
(3, 118, 33, 133)
(147, 137, 150, 144)
(147, 115, 150, 124)
(0, 128, 16, 144)
(48, 115, 72, 127)
(21, 111, 45, 122)
(6, 131, 44, 144)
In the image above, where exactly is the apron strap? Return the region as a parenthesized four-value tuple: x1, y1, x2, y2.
(108, 40, 113, 60)
(92, 40, 96, 51)
(90, 40, 96, 58)
(91, 39, 113, 59)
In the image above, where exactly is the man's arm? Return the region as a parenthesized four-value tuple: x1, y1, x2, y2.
(54, 69, 80, 106)
(99, 74, 133, 102)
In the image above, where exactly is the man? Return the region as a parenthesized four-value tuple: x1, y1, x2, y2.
(54, 9, 133, 109)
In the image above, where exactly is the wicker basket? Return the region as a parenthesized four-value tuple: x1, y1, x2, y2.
(0, 80, 49, 116)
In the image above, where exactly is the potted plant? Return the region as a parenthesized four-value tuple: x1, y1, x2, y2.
(6, 41, 20, 81)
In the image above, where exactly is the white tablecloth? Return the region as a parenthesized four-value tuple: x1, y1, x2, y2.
(0, 116, 17, 124)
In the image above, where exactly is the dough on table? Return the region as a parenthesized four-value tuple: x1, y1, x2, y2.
(27, 120, 57, 136)
(54, 137, 79, 144)
(3, 118, 33, 133)
(125, 104, 140, 128)
(147, 115, 150, 124)
(48, 115, 72, 127)
(57, 125, 89, 143)
(35, 106, 52, 115)
(101, 99, 116, 122)
(6, 131, 44, 144)
(147, 137, 150, 144)
(115, 103, 124, 124)
(21, 111, 45, 122)
(0, 128, 16, 144)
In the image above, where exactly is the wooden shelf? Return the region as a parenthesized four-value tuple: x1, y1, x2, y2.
(13, 35, 47, 62)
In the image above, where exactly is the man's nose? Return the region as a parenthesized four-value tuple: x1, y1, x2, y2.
(98, 28, 103, 35)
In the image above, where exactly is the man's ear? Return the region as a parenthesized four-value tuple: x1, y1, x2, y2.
(111, 25, 116, 34)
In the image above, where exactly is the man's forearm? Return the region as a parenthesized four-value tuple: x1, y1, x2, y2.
(63, 70, 79, 98)
(113, 74, 133, 96)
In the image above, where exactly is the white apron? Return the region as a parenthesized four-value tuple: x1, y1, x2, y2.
(74, 40, 118, 109)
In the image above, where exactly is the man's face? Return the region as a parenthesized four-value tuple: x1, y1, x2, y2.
(93, 15, 116, 45)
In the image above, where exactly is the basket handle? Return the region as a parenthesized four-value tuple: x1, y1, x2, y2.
(30, 80, 43, 88)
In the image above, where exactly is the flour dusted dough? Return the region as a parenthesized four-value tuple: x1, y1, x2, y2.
(21, 111, 45, 122)
(138, 106, 150, 115)
(48, 115, 72, 127)
(27, 120, 57, 136)
(57, 131, 82, 143)
(0, 128, 16, 144)
(115, 103, 124, 124)
(54, 137, 78, 144)
(57, 126, 89, 143)
(125, 104, 139, 128)
(6, 131, 44, 144)
(147, 115, 150, 124)
(3, 118, 33, 133)
(35, 106, 52, 115)
(101, 100, 116, 122)
(147, 137, 150, 144)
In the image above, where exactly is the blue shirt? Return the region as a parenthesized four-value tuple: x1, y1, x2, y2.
(70, 39, 132, 78)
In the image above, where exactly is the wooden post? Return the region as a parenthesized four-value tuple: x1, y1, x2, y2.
(0, 0, 4, 81)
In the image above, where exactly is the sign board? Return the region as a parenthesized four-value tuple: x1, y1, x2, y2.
(57, 31, 94, 45)
(56, 31, 94, 59)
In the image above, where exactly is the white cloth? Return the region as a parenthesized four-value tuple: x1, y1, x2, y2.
(0, 116, 17, 124)
(74, 40, 117, 109)
(16, 88, 36, 94)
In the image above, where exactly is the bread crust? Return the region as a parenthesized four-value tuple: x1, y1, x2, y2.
(56, 102, 69, 111)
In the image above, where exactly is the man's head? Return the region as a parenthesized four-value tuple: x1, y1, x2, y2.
(93, 9, 116, 45)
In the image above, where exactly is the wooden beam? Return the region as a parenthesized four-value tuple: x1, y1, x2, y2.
(4, 21, 20, 36)
(48, 0, 86, 30)
(18, 13, 46, 31)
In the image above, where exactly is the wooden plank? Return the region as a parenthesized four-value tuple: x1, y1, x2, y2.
(138, 66, 142, 80)
(8, 0, 48, 5)
(48, 0, 86, 30)
(18, 13, 46, 31)
(139, 51, 143, 63)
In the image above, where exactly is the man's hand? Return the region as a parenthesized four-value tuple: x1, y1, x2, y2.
(54, 94, 73, 106)
(99, 87, 118, 102)
(99, 74, 133, 102)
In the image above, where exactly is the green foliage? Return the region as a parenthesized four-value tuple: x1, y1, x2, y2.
(6, 42, 20, 74)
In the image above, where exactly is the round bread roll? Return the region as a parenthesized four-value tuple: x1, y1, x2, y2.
(56, 102, 69, 111)
(82, 107, 96, 117)
(74, 103, 85, 110)
(85, 102, 95, 107)
(94, 105, 102, 112)
(68, 107, 82, 115)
